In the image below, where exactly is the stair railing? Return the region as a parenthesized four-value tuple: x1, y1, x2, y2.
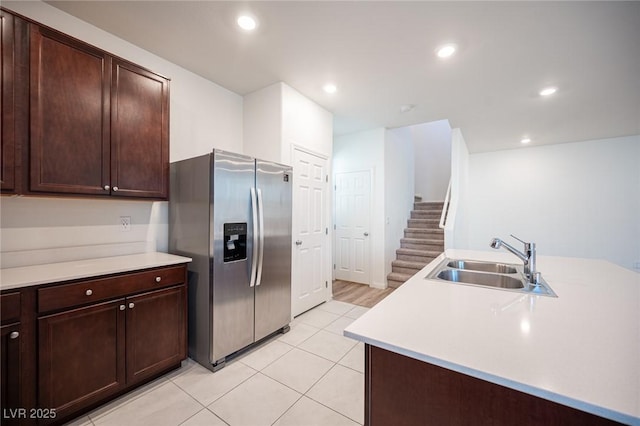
(439, 179, 452, 229)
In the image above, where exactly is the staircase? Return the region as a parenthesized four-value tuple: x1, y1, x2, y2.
(387, 199, 445, 288)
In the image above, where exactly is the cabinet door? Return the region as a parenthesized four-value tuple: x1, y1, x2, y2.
(1, 323, 21, 425)
(126, 285, 186, 384)
(1, 10, 16, 193)
(29, 25, 111, 195)
(38, 299, 125, 420)
(111, 59, 169, 199)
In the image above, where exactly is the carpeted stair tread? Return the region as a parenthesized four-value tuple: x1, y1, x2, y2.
(396, 248, 442, 257)
(405, 227, 443, 232)
(407, 218, 440, 224)
(411, 212, 441, 220)
(404, 228, 444, 236)
(392, 259, 428, 269)
(414, 201, 445, 210)
(401, 237, 445, 245)
(387, 272, 414, 282)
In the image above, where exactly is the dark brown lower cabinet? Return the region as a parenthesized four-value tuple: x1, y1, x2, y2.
(37, 279, 187, 425)
(126, 285, 186, 384)
(1, 291, 24, 426)
(365, 344, 622, 426)
(1, 322, 22, 426)
(38, 299, 126, 422)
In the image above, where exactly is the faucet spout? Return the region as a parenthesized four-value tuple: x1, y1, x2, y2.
(490, 238, 528, 263)
(489, 235, 537, 284)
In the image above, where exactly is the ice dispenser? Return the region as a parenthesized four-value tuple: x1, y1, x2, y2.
(223, 223, 247, 262)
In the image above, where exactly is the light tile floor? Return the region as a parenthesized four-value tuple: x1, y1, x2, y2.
(66, 300, 368, 426)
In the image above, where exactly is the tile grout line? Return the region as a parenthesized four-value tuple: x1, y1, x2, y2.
(262, 301, 364, 425)
(301, 363, 364, 425)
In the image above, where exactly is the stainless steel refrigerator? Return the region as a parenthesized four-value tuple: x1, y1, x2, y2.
(169, 149, 291, 371)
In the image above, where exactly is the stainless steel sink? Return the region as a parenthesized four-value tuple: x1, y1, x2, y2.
(446, 260, 517, 274)
(426, 258, 557, 297)
(436, 269, 524, 289)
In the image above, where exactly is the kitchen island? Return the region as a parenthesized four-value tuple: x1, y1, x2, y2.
(344, 249, 639, 425)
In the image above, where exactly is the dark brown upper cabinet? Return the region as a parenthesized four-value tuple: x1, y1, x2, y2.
(30, 25, 112, 196)
(1, 10, 16, 193)
(110, 59, 169, 199)
(1, 10, 27, 195)
(1, 9, 170, 200)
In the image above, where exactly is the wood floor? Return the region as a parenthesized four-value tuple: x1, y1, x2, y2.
(332, 280, 395, 308)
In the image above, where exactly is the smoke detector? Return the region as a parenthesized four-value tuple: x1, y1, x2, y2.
(400, 104, 416, 113)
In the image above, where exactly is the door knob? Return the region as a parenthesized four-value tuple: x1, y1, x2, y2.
(364, 232, 369, 236)
(9, 331, 19, 339)
(295, 240, 303, 246)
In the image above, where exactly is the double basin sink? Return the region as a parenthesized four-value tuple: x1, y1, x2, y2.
(425, 258, 557, 297)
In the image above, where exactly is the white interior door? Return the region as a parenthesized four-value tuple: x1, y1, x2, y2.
(334, 171, 371, 285)
(292, 148, 329, 316)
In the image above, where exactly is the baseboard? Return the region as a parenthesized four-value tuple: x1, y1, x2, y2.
(370, 281, 387, 290)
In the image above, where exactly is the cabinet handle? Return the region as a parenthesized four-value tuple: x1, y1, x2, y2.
(155, 276, 161, 283)
(9, 331, 19, 339)
(104, 185, 110, 191)
(120, 305, 126, 311)
(113, 186, 119, 191)
(128, 302, 135, 309)
(85, 289, 93, 296)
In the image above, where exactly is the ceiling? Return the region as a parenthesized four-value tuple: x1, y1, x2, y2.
(43, 1, 640, 153)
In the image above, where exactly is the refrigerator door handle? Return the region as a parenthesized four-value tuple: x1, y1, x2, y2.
(256, 188, 265, 286)
(250, 187, 259, 287)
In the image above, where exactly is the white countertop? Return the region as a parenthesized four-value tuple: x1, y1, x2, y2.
(0, 252, 192, 290)
(344, 249, 640, 425)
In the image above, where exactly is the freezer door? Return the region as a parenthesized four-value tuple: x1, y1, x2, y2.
(211, 150, 256, 362)
(254, 160, 292, 341)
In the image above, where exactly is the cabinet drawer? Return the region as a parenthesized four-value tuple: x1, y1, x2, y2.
(38, 265, 185, 313)
(1, 292, 21, 324)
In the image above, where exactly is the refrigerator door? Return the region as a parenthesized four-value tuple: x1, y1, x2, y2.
(211, 150, 256, 362)
(254, 160, 292, 341)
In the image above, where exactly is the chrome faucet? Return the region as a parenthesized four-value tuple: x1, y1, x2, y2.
(490, 234, 538, 285)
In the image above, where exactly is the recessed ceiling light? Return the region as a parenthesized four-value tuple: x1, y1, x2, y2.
(237, 15, 257, 31)
(521, 137, 531, 144)
(436, 44, 457, 59)
(323, 83, 337, 94)
(539, 86, 557, 97)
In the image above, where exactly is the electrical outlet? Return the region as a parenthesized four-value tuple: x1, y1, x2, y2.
(120, 216, 131, 232)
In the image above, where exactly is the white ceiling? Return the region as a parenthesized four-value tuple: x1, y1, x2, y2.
(44, 1, 640, 153)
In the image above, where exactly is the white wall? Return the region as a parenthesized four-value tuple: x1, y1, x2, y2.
(1, 1, 244, 267)
(243, 83, 283, 163)
(243, 82, 333, 164)
(446, 129, 470, 250)
(456, 134, 640, 271)
(384, 128, 415, 280)
(411, 120, 452, 201)
(282, 84, 334, 164)
(333, 129, 386, 287)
